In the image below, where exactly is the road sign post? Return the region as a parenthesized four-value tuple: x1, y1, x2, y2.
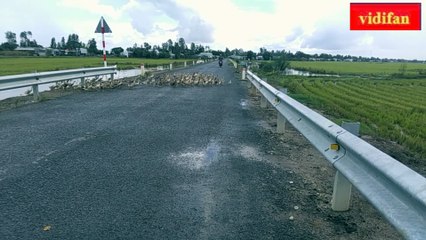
(95, 16, 112, 67)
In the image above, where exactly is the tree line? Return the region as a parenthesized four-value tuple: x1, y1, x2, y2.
(2, 30, 415, 62)
(1, 31, 40, 50)
(118, 37, 232, 59)
(245, 48, 421, 63)
(0, 30, 99, 55)
(0, 31, 227, 59)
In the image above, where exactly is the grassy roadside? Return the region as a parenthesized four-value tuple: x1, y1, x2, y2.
(253, 62, 426, 163)
(0, 57, 194, 76)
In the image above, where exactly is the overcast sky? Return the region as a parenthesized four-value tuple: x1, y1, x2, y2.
(1, 0, 425, 59)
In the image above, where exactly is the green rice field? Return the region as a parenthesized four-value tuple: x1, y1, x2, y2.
(290, 60, 426, 76)
(0, 57, 193, 76)
(264, 61, 426, 159)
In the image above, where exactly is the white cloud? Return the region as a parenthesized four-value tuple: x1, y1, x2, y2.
(0, 0, 425, 59)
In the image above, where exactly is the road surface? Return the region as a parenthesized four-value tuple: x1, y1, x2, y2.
(0, 61, 399, 239)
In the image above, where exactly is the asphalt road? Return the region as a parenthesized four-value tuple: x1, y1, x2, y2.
(0, 61, 317, 239)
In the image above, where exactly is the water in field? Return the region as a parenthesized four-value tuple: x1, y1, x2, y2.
(284, 68, 339, 77)
(0, 68, 143, 101)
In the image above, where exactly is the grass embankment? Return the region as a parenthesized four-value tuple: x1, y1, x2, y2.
(261, 61, 426, 160)
(0, 57, 193, 76)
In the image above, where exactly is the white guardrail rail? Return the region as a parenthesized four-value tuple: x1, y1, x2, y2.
(245, 69, 426, 239)
(0, 66, 117, 101)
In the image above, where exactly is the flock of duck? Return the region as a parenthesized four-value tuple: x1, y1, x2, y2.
(142, 72, 224, 86)
(50, 72, 224, 91)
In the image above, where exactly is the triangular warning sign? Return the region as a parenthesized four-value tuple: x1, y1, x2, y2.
(95, 17, 112, 33)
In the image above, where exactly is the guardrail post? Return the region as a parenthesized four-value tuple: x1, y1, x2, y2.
(260, 96, 267, 108)
(80, 77, 85, 87)
(280, 88, 288, 94)
(249, 82, 257, 95)
(247, 80, 252, 89)
(32, 84, 40, 101)
(141, 64, 145, 76)
(277, 113, 286, 133)
(110, 73, 114, 80)
(184, 61, 187, 67)
(331, 122, 360, 211)
(193, 60, 195, 65)
(332, 171, 352, 211)
(242, 68, 246, 80)
(170, 63, 173, 70)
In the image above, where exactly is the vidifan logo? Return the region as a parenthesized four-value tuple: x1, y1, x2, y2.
(350, 3, 421, 30)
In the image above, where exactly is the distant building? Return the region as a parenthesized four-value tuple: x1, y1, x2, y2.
(198, 52, 214, 59)
(63, 48, 88, 56)
(78, 48, 88, 56)
(230, 54, 244, 60)
(15, 47, 36, 51)
(121, 50, 129, 57)
(15, 47, 48, 56)
(65, 49, 76, 55)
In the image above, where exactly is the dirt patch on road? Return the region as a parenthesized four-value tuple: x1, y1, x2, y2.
(245, 86, 403, 240)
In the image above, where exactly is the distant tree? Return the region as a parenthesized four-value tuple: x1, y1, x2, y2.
(167, 39, 173, 47)
(143, 42, 151, 50)
(87, 38, 98, 55)
(211, 50, 223, 57)
(60, 37, 66, 49)
(178, 37, 186, 52)
(151, 45, 159, 58)
(66, 34, 80, 50)
(294, 51, 309, 60)
(259, 48, 272, 60)
(225, 47, 231, 57)
(158, 51, 170, 58)
(173, 42, 181, 58)
(1, 31, 18, 50)
(50, 37, 57, 48)
(167, 39, 174, 53)
(195, 44, 204, 54)
(274, 54, 290, 72)
(0, 42, 17, 51)
(111, 47, 124, 56)
(28, 40, 39, 47)
(246, 50, 254, 60)
(19, 31, 32, 47)
(5, 31, 17, 44)
(190, 42, 196, 55)
(161, 42, 168, 51)
(263, 51, 272, 60)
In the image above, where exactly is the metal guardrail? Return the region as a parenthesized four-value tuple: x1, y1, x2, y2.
(245, 69, 426, 239)
(229, 59, 238, 68)
(0, 60, 214, 101)
(0, 66, 117, 101)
